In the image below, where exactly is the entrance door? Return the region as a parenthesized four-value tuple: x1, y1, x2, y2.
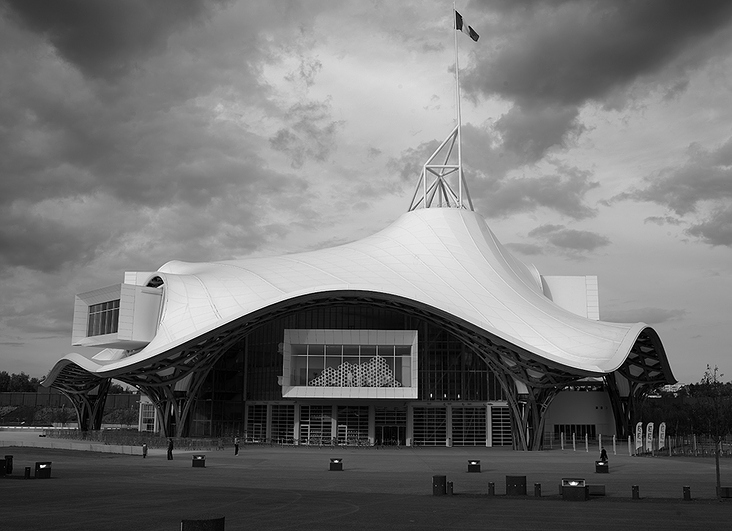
(376, 425, 406, 446)
(375, 406, 407, 446)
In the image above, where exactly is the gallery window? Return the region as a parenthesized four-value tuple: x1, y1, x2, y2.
(87, 299, 120, 337)
(289, 344, 410, 388)
(281, 330, 418, 399)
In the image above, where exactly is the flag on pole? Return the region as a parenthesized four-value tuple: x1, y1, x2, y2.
(455, 10, 479, 42)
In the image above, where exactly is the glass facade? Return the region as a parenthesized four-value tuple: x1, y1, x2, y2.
(299, 405, 333, 444)
(87, 299, 120, 337)
(452, 406, 487, 446)
(139, 401, 156, 432)
(186, 303, 510, 445)
(491, 406, 512, 446)
(290, 344, 410, 388)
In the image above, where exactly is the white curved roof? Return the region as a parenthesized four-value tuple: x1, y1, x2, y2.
(46, 208, 666, 386)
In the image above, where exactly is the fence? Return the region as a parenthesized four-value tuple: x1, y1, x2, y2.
(542, 430, 732, 457)
(43, 429, 228, 451)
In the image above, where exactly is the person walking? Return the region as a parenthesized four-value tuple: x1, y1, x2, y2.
(234, 436, 240, 456)
(600, 447, 608, 461)
(142, 443, 148, 458)
(167, 438, 174, 460)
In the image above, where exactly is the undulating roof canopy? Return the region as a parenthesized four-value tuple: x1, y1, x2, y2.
(43, 208, 675, 391)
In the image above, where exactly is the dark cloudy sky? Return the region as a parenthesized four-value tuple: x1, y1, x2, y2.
(1, 0, 731, 384)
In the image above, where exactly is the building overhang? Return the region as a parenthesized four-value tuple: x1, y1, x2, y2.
(44, 208, 676, 393)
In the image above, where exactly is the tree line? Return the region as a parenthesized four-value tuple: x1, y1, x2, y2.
(641, 365, 732, 438)
(0, 371, 41, 392)
(0, 371, 134, 394)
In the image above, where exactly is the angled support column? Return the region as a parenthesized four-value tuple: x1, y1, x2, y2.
(58, 378, 111, 431)
(469, 343, 569, 451)
(127, 335, 244, 438)
(605, 373, 653, 439)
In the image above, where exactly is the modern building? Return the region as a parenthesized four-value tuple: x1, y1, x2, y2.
(42, 128, 676, 450)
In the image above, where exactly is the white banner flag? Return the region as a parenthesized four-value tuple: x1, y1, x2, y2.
(635, 422, 643, 450)
(659, 422, 666, 449)
(646, 422, 654, 452)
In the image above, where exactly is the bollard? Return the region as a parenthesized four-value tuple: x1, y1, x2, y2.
(683, 486, 691, 501)
(534, 483, 541, 497)
(24, 466, 31, 479)
(632, 485, 639, 499)
(488, 481, 495, 496)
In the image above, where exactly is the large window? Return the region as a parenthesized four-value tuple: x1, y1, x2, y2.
(491, 406, 513, 446)
(271, 404, 295, 444)
(452, 407, 487, 446)
(246, 404, 267, 442)
(282, 329, 418, 399)
(290, 343, 411, 388)
(139, 402, 156, 432)
(336, 406, 369, 444)
(87, 299, 120, 337)
(300, 405, 333, 445)
(412, 407, 447, 446)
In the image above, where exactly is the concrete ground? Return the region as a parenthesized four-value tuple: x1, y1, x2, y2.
(1, 432, 731, 530)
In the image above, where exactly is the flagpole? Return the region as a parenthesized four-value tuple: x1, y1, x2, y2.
(454, 4, 463, 208)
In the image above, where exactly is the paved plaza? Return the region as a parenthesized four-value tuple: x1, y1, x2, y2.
(1, 433, 731, 530)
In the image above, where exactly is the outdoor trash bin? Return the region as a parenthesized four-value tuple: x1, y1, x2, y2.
(561, 478, 588, 501)
(595, 460, 609, 473)
(432, 475, 447, 496)
(192, 455, 206, 468)
(35, 462, 52, 479)
(180, 515, 225, 531)
(506, 475, 527, 495)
